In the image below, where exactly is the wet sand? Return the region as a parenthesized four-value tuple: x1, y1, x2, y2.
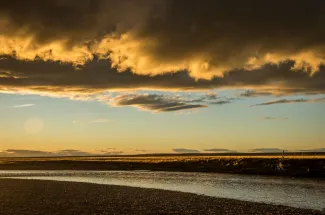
(0, 178, 323, 215)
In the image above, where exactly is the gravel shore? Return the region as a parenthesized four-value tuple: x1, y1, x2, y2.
(0, 179, 323, 215)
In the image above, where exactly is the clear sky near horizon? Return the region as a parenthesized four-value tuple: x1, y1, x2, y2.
(0, 90, 324, 155)
(0, 1, 325, 156)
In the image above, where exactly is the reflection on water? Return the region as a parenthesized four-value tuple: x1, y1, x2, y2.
(0, 170, 324, 210)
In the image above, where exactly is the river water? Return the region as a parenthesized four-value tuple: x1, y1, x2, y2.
(0, 170, 324, 210)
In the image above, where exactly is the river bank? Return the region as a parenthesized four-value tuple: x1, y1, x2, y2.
(0, 178, 323, 215)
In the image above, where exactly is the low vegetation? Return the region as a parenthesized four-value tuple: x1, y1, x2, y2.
(1, 154, 325, 178)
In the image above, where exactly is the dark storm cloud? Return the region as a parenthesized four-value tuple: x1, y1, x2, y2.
(1, 0, 325, 106)
(1, 0, 325, 80)
(172, 148, 200, 153)
(0, 0, 154, 45)
(251, 98, 325, 106)
(126, 0, 325, 78)
(1, 56, 325, 95)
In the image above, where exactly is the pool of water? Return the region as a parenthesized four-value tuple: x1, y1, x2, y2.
(1, 170, 324, 210)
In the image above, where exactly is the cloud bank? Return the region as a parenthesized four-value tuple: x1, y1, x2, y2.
(2, 0, 325, 80)
(1, 55, 325, 97)
(1, 0, 325, 110)
(0, 149, 124, 157)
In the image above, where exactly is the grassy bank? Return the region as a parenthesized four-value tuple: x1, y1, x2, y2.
(1, 155, 325, 177)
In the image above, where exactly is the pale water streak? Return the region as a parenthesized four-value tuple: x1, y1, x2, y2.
(0, 170, 324, 210)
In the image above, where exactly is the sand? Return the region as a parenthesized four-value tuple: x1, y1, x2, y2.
(0, 178, 323, 215)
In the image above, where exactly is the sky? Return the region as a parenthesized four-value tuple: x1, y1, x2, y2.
(0, 0, 325, 156)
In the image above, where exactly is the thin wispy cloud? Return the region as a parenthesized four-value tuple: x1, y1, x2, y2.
(12, 104, 35, 108)
(135, 149, 147, 153)
(239, 90, 273, 98)
(262, 117, 288, 121)
(251, 148, 285, 153)
(110, 93, 234, 113)
(91, 118, 110, 123)
(209, 100, 231, 105)
(172, 148, 200, 153)
(111, 94, 207, 113)
(300, 148, 325, 153)
(203, 148, 237, 153)
(251, 98, 325, 106)
(98, 148, 124, 155)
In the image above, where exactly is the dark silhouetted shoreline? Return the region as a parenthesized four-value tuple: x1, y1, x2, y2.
(1, 155, 325, 178)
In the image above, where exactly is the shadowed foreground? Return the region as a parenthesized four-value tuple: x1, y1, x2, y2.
(0, 179, 323, 215)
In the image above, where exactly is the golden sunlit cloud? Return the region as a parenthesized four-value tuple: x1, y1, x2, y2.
(0, 35, 93, 66)
(1, 1, 325, 80)
(0, 0, 325, 112)
(1, 33, 324, 80)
